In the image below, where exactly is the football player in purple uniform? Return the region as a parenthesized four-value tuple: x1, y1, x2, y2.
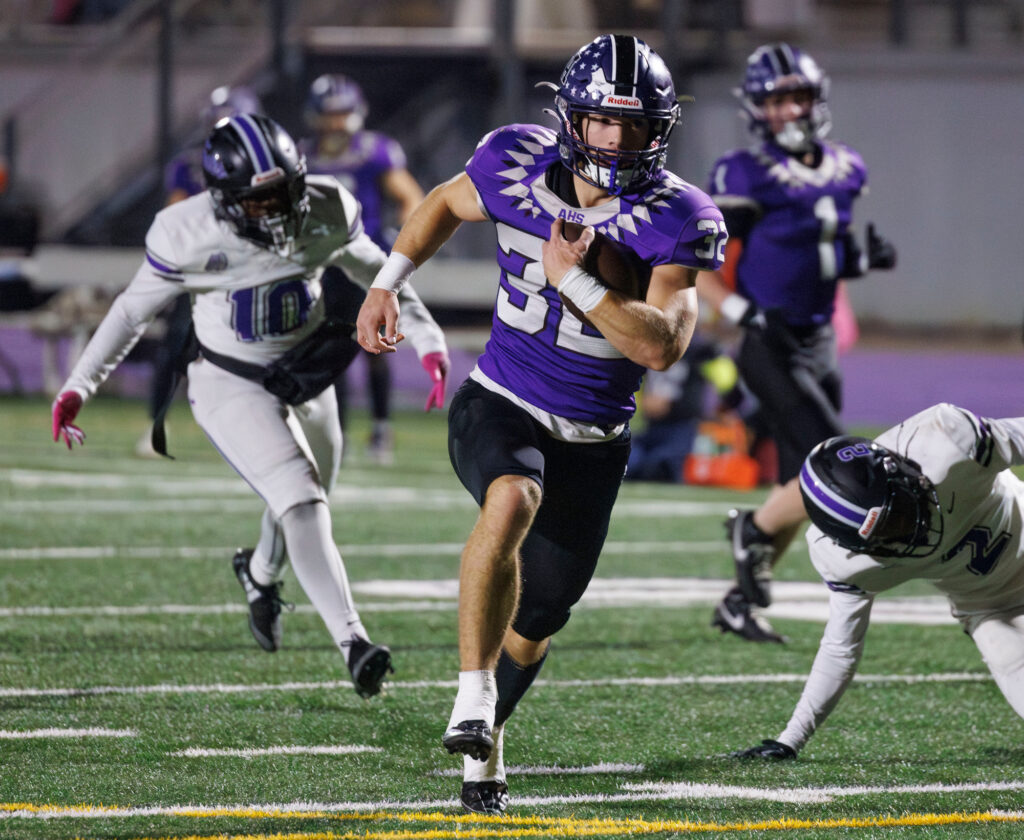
(357, 34, 727, 815)
(50, 114, 449, 700)
(302, 74, 429, 463)
(732, 404, 1024, 759)
(699, 43, 897, 643)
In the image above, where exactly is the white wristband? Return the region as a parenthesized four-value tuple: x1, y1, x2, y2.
(558, 265, 607, 313)
(370, 251, 417, 295)
(720, 292, 750, 325)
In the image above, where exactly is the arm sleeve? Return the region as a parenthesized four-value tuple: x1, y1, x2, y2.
(776, 586, 874, 752)
(59, 263, 184, 400)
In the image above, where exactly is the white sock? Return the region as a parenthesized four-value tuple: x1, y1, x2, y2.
(447, 670, 497, 730)
(249, 508, 288, 587)
(464, 723, 505, 782)
(279, 501, 362, 648)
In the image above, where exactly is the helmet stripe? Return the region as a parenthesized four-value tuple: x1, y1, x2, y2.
(231, 114, 273, 173)
(611, 34, 639, 97)
(799, 459, 868, 529)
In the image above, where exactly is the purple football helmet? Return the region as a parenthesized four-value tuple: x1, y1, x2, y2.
(799, 436, 943, 559)
(737, 43, 831, 152)
(541, 34, 681, 194)
(202, 114, 309, 254)
(306, 73, 368, 135)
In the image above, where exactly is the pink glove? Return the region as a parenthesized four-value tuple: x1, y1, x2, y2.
(52, 391, 85, 449)
(421, 351, 450, 411)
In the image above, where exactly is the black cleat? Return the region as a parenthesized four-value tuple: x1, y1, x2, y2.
(461, 780, 509, 816)
(727, 509, 776, 608)
(712, 587, 787, 644)
(232, 548, 291, 652)
(343, 636, 393, 698)
(443, 720, 493, 761)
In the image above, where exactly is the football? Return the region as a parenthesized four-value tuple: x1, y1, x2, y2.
(559, 222, 652, 327)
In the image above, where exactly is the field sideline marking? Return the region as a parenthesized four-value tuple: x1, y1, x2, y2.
(4, 800, 1024, 835)
(0, 671, 991, 700)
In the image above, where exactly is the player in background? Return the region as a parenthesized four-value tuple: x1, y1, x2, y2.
(51, 114, 450, 699)
(356, 34, 726, 815)
(302, 73, 427, 464)
(732, 404, 1024, 758)
(136, 85, 264, 458)
(698, 43, 897, 643)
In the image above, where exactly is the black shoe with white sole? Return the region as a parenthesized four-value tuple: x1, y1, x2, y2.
(443, 719, 493, 761)
(232, 548, 291, 652)
(711, 587, 786, 644)
(461, 780, 509, 816)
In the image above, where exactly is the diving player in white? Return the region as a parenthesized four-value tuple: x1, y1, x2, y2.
(50, 114, 449, 699)
(732, 403, 1024, 758)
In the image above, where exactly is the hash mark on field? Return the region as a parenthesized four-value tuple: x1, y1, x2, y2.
(168, 745, 382, 758)
(0, 727, 135, 739)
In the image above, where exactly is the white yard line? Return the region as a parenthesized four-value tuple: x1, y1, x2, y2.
(0, 727, 136, 739)
(4, 781, 1024, 819)
(0, 671, 989, 700)
(168, 745, 381, 758)
(432, 762, 645, 777)
(0, 540, 740, 561)
(0, 575, 951, 625)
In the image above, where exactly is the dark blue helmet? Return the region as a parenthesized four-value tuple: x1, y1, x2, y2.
(542, 34, 680, 194)
(202, 114, 309, 253)
(800, 436, 943, 559)
(305, 73, 368, 134)
(738, 43, 830, 151)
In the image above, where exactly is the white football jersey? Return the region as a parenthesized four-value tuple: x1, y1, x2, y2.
(62, 175, 444, 399)
(807, 403, 1024, 617)
(778, 403, 1024, 751)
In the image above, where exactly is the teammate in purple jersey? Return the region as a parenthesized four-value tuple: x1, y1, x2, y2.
(357, 34, 726, 816)
(698, 43, 897, 643)
(302, 74, 429, 463)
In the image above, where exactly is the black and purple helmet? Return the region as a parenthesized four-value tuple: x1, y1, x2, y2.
(800, 436, 943, 559)
(202, 114, 309, 253)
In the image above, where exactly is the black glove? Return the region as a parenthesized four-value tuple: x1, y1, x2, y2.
(730, 738, 797, 760)
(866, 223, 897, 270)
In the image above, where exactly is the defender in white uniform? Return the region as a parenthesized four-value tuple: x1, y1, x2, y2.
(51, 114, 449, 698)
(732, 403, 1024, 758)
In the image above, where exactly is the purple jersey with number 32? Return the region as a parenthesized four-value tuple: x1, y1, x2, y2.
(467, 124, 726, 427)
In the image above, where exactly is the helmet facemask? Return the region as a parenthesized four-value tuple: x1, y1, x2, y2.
(554, 96, 677, 193)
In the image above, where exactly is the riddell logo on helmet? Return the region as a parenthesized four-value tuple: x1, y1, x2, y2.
(251, 167, 285, 186)
(858, 507, 882, 538)
(601, 94, 642, 109)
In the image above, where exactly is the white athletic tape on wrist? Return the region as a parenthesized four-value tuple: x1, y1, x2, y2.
(720, 292, 750, 325)
(370, 252, 416, 295)
(558, 265, 607, 313)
